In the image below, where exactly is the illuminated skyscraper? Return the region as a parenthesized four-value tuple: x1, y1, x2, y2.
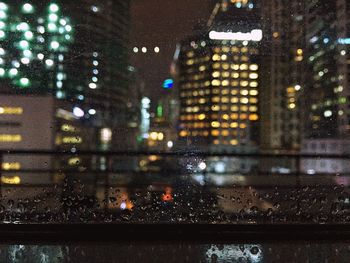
(0, 0, 130, 127)
(178, 0, 261, 152)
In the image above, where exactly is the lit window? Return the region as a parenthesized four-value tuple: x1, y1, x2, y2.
(249, 114, 259, 121)
(240, 114, 248, 120)
(213, 62, 220, 69)
(240, 90, 249, 96)
(222, 63, 229, 70)
(249, 73, 258, 79)
(250, 82, 258, 87)
(2, 162, 21, 170)
(212, 54, 220, 61)
(240, 64, 248, 70)
(211, 130, 219, 136)
(186, 59, 194, 65)
(231, 81, 239, 87)
(231, 106, 239, 111)
(230, 140, 238, 145)
(0, 134, 22, 142)
(230, 122, 238, 128)
(212, 71, 220, 78)
(222, 130, 229, 136)
(240, 106, 248, 111)
(232, 73, 239, 78)
(198, 114, 206, 120)
(222, 80, 229, 86)
(211, 121, 220, 128)
(221, 97, 229, 103)
(62, 136, 82, 144)
(0, 107, 23, 114)
(249, 106, 258, 112)
(231, 64, 240, 70)
(249, 64, 258, 71)
(231, 97, 239, 103)
(250, 90, 258, 96)
(221, 89, 229, 95)
(179, 130, 188, 137)
(222, 114, 229, 120)
(211, 80, 220, 86)
(241, 80, 249, 87)
(222, 71, 230, 78)
(249, 98, 258, 104)
(231, 113, 238, 119)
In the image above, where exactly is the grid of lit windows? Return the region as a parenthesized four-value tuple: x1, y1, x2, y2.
(179, 39, 259, 147)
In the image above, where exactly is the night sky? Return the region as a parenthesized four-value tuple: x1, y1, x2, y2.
(130, 0, 215, 103)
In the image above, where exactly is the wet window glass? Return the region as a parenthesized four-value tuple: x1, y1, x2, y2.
(1, 1, 350, 260)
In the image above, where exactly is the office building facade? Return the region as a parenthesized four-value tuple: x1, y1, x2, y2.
(178, 0, 261, 153)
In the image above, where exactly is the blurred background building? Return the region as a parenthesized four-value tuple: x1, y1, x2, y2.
(177, 0, 261, 154)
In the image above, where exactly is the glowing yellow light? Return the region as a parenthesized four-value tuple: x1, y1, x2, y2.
(150, 132, 158, 140)
(0, 134, 22, 142)
(198, 114, 206, 120)
(222, 130, 229, 136)
(2, 162, 21, 170)
(211, 121, 220, 128)
(212, 54, 220, 61)
(179, 130, 188, 137)
(297, 49, 303, 55)
(230, 122, 238, 128)
(157, 132, 164, 141)
(273, 32, 279, 38)
(149, 155, 158, 162)
(62, 136, 82, 144)
(232, 72, 239, 78)
(250, 98, 258, 103)
(0, 107, 23, 115)
(241, 81, 249, 87)
(230, 139, 238, 145)
(249, 114, 259, 121)
(212, 71, 220, 78)
(222, 80, 229, 86)
(211, 80, 220, 86)
(1, 176, 21, 185)
(68, 157, 81, 166)
(250, 90, 258, 96)
(232, 64, 240, 70)
(250, 82, 258, 87)
(61, 124, 76, 132)
(240, 64, 248, 70)
(211, 130, 219, 136)
(240, 98, 249, 104)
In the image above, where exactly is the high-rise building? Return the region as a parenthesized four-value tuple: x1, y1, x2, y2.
(177, 0, 261, 153)
(300, 0, 350, 173)
(0, 0, 130, 128)
(259, 0, 305, 152)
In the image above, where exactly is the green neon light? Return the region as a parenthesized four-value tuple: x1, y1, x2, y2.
(157, 105, 163, 118)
